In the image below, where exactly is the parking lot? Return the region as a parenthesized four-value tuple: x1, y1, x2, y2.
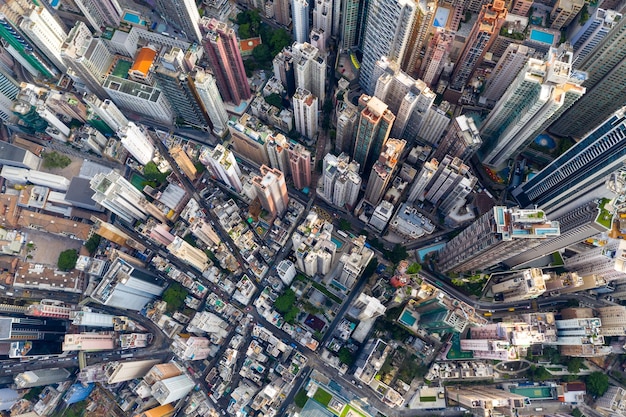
(24, 230, 84, 266)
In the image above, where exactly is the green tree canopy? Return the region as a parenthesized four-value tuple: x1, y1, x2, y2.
(264, 93, 284, 109)
(143, 161, 169, 185)
(274, 289, 296, 314)
(238, 23, 252, 39)
(338, 347, 355, 366)
(84, 234, 101, 255)
(162, 283, 188, 313)
(567, 357, 584, 374)
(387, 243, 408, 264)
(406, 262, 422, 275)
(252, 43, 272, 63)
(42, 151, 71, 169)
(586, 372, 609, 397)
(269, 28, 292, 55)
(57, 249, 78, 271)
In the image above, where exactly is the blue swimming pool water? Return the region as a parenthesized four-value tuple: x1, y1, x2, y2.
(123, 12, 141, 24)
(331, 237, 343, 249)
(49, 0, 60, 7)
(400, 311, 417, 326)
(416, 243, 445, 262)
(530, 29, 554, 45)
(534, 134, 556, 149)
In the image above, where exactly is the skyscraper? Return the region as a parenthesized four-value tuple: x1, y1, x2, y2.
(549, 10, 626, 138)
(340, 0, 361, 50)
(293, 88, 319, 139)
(61, 22, 114, 100)
(449, 0, 507, 91)
(364, 138, 406, 204)
(513, 106, 626, 217)
(154, 0, 202, 43)
(288, 143, 312, 190)
(200, 144, 243, 192)
(154, 48, 211, 130)
(89, 171, 150, 224)
(201, 18, 251, 105)
(359, 0, 417, 93)
(335, 101, 358, 153)
(352, 95, 396, 172)
(571, 8, 622, 67)
(14, 368, 71, 388)
(0, 68, 19, 122)
(91, 258, 166, 311)
(18, 4, 68, 73)
(550, 0, 584, 30)
(400, 0, 436, 78)
(293, 42, 326, 105)
(432, 115, 482, 162)
(374, 63, 436, 140)
(83, 94, 129, 133)
(480, 46, 586, 169)
(407, 155, 477, 214)
(437, 206, 560, 273)
(0, 2, 59, 78)
(192, 68, 229, 136)
(481, 44, 534, 104)
(503, 201, 609, 268)
(118, 122, 156, 165)
(73, 0, 123, 31)
(313, 0, 333, 33)
(273, 0, 292, 26)
(292, 0, 310, 43)
(252, 165, 289, 217)
(420, 29, 454, 87)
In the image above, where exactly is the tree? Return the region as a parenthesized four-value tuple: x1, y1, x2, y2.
(284, 306, 299, 324)
(586, 372, 609, 397)
(338, 219, 352, 231)
(568, 357, 584, 374)
(387, 243, 408, 264)
(244, 59, 257, 76)
(265, 93, 284, 109)
(84, 234, 101, 255)
(269, 28, 292, 54)
(57, 249, 78, 271)
(239, 23, 252, 39)
(406, 262, 422, 275)
(274, 289, 296, 314)
(42, 151, 71, 169)
(143, 161, 169, 185)
(338, 347, 355, 366)
(252, 43, 272, 64)
(162, 283, 188, 313)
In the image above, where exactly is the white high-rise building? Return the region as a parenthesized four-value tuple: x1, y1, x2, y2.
(73, 0, 123, 31)
(14, 369, 71, 388)
(292, 0, 310, 43)
(481, 44, 535, 104)
(84, 94, 129, 132)
(151, 374, 195, 405)
(19, 5, 68, 72)
(0, 69, 20, 122)
(359, 0, 417, 93)
(200, 144, 243, 192)
(61, 22, 114, 100)
(118, 122, 155, 165)
(407, 158, 438, 202)
(103, 76, 175, 124)
(571, 8, 622, 68)
(89, 171, 149, 223)
(155, 0, 203, 43)
(192, 68, 228, 136)
(293, 88, 319, 139)
(292, 42, 326, 105)
(313, 0, 333, 33)
(252, 165, 289, 217)
(480, 46, 586, 169)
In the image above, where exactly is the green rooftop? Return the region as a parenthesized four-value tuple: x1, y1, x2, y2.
(111, 59, 132, 79)
(596, 198, 613, 229)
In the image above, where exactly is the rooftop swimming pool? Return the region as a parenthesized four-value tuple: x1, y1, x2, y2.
(399, 311, 417, 327)
(122, 11, 145, 26)
(530, 29, 555, 45)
